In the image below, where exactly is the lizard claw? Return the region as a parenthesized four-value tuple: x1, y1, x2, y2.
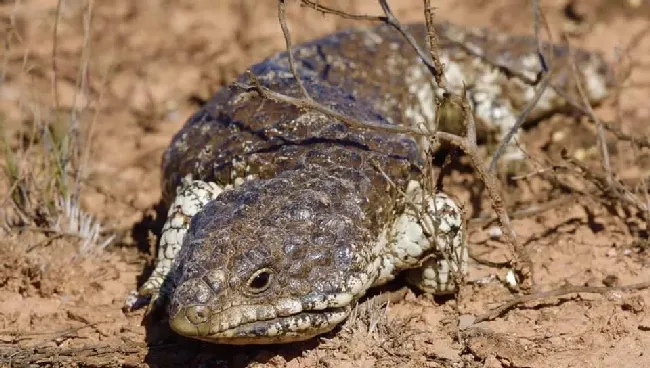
(122, 286, 165, 316)
(122, 289, 151, 313)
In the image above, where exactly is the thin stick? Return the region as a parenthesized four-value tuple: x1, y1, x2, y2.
(422, 0, 444, 85)
(303, 0, 443, 80)
(52, 0, 63, 109)
(468, 194, 580, 226)
(265, 0, 533, 291)
(488, 71, 553, 172)
(563, 154, 648, 214)
(474, 281, 650, 323)
(236, 72, 432, 137)
(300, 0, 383, 21)
(642, 178, 650, 233)
(488, 9, 556, 173)
(564, 35, 613, 188)
(531, 0, 549, 71)
(377, 0, 440, 84)
(552, 86, 650, 149)
(71, 0, 95, 201)
(278, 0, 312, 100)
(461, 86, 477, 146)
(435, 130, 533, 290)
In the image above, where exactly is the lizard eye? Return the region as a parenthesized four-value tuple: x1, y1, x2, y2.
(246, 268, 274, 293)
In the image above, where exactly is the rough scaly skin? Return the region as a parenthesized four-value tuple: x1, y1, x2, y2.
(129, 22, 613, 344)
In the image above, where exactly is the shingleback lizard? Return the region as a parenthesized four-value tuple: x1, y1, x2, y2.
(127, 21, 613, 345)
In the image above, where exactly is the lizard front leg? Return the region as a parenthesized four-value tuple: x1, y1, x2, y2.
(373, 180, 468, 294)
(124, 176, 223, 312)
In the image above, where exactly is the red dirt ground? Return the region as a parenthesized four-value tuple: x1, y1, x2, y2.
(1, 0, 649, 367)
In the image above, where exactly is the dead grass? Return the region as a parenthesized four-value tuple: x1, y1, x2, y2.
(1, 0, 113, 256)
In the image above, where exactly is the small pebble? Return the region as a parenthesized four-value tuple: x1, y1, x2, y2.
(475, 275, 496, 285)
(622, 295, 645, 314)
(638, 316, 650, 331)
(458, 314, 476, 329)
(551, 130, 566, 142)
(488, 226, 502, 239)
(602, 274, 619, 287)
(573, 148, 586, 161)
(505, 269, 518, 287)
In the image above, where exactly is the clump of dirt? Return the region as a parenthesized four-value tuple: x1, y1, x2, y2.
(1, 0, 649, 367)
(0, 240, 44, 297)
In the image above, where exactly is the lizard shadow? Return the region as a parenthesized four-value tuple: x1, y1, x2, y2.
(432, 148, 488, 220)
(129, 198, 168, 288)
(142, 321, 320, 368)
(141, 307, 332, 368)
(141, 277, 451, 367)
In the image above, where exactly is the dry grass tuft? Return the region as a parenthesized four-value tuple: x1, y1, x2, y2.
(0, 0, 113, 256)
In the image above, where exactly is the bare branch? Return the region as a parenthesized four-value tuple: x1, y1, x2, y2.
(552, 86, 650, 149)
(564, 34, 613, 188)
(473, 281, 650, 324)
(301, 0, 444, 81)
(377, 0, 440, 81)
(275, 0, 534, 291)
(563, 152, 648, 214)
(436, 130, 533, 290)
(461, 88, 477, 146)
(531, 0, 551, 71)
(468, 194, 580, 226)
(488, 70, 553, 172)
(236, 72, 431, 137)
(422, 0, 445, 85)
(489, 9, 557, 173)
(52, 0, 63, 109)
(300, 0, 384, 21)
(297, 0, 456, 111)
(278, 0, 312, 100)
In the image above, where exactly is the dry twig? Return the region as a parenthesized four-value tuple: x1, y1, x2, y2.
(563, 152, 648, 215)
(268, 0, 534, 291)
(564, 34, 614, 188)
(300, 0, 383, 21)
(473, 281, 650, 324)
(488, 5, 556, 172)
(422, 0, 444, 85)
(488, 71, 553, 172)
(52, 0, 63, 109)
(301, 0, 443, 81)
(278, 0, 311, 100)
(235, 72, 431, 137)
(468, 194, 580, 226)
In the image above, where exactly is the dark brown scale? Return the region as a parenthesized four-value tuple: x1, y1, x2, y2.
(162, 22, 612, 203)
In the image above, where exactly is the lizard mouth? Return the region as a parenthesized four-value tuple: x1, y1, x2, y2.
(170, 305, 352, 345)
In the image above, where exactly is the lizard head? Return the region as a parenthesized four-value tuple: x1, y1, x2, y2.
(166, 168, 380, 344)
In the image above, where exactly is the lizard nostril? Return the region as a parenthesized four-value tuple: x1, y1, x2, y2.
(186, 305, 210, 325)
